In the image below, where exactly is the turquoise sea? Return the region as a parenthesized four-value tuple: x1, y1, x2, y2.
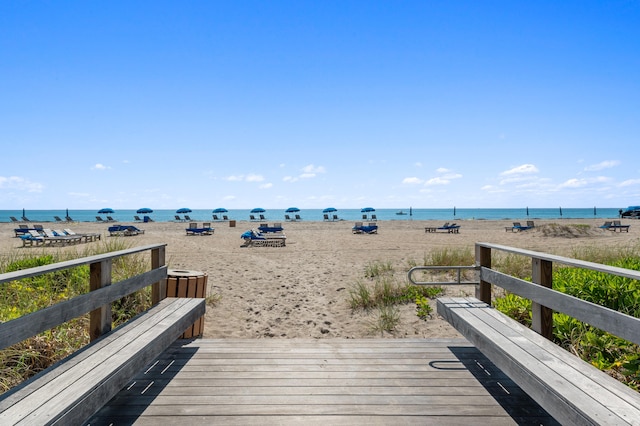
(0, 207, 625, 223)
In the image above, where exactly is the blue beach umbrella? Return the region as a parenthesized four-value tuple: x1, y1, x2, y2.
(213, 208, 228, 213)
(137, 208, 153, 214)
(251, 207, 266, 213)
(98, 208, 114, 214)
(361, 207, 375, 213)
(322, 207, 337, 213)
(176, 208, 192, 214)
(285, 207, 300, 213)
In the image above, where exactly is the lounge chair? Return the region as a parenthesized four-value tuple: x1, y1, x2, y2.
(526, 220, 535, 228)
(323, 214, 330, 221)
(54, 216, 63, 222)
(250, 215, 257, 221)
(22, 216, 31, 222)
(96, 216, 105, 222)
(106, 216, 116, 222)
(511, 222, 532, 232)
(222, 215, 229, 221)
(285, 215, 292, 221)
(362, 214, 368, 220)
(143, 215, 154, 222)
(240, 229, 286, 247)
(370, 214, 377, 221)
(212, 215, 220, 221)
(352, 222, 378, 234)
(184, 215, 192, 221)
(175, 215, 183, 222)
(108, 225, 143, 236)
(611, 220, 630, 232)
(21, 231, 45, 247)
(186, 222, 213, 235)
(259, 214, 267, 221)
(10, 216, 19, 223)
(333, 214, 339, 221)
(63, 228, 101, 242)
(65, 216, 74, 222)
(258, 223, 284, 233)
(599, 221, 612, 229)
(295, 214, 302, 221)
(134, 215, 143, 222)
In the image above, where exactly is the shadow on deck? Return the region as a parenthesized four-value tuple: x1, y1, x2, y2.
(87, 338, 558, 425)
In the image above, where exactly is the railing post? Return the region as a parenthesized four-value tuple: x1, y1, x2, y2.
(89, 259, 112, 341)
(531, 257, 553, 340)
(151, 246, 166, 305)
(476, 244, 492, 303)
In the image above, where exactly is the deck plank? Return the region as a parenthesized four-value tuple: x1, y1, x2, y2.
(86, 338, 558, 425)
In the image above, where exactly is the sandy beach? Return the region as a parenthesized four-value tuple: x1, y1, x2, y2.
(1, 218, 637, 340)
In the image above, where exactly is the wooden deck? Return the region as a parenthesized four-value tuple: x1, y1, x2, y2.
(87, 338, 558, 425)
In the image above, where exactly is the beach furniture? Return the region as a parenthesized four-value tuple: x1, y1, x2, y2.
(258, 223, 284, 233)
(333, 214, 339, 221)
(323, 214, 330, 221)
(611, 220, 630, 232)
(425, 223, 460, 233)
(599, 221, 612, 229)
(212, 214, 222, 221)
(285, 214, 292, 221)
(22, 216, 31, 222)
(106, 216, 116, 222)
(21, 230, 45, 247)
(511, 222, 532, 232)
(352, 222, 377, 234)
(295, 214, 302, 221)
(96, 216, 105, 222)
(184, 215, 192, 221)
(259, 214, 267, 221)
(63, 228, 101, 242)
(108, 225, 143, 236)
(370, 214, 377, 221)
(134, 215, 143, 222)
(65, 215, 74, 222)
(9, 216, 19, 223)
(250, 215, 258, 221)
(186, 223, 214, 235)
(54, 216, 64, 222)
(222, 215, 229, 221)
(143, 215, 154, 222)
(241, 229, 286, 247)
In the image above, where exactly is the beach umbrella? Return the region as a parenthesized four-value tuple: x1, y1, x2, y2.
(176, 208, 192, 214)
(213, 208, 228, 213)
(454, 206, 456, 217)
(322, 207, 337, 213)
(137, 208, 153, 214)
(559, 207, 563, 217)
(285, 207, 300, 213)
(251, 207, 266, 213)
(594, 206, 597, 216)
(98, 208, 114, 214)
(361, 207, 375, 213)
(409, 206, 412, 216)
(526, 206, 529, 217)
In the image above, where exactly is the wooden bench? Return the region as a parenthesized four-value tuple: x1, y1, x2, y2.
(437, 297, 640, 425)
(0, 297, 205, 424)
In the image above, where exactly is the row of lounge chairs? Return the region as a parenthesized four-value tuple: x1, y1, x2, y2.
(185, 223, 214, 236)
(425, 222, 460, 233)
(285, 214, 303, 221)
(323, 214, 341, 221)
(20, 228, 101, 247)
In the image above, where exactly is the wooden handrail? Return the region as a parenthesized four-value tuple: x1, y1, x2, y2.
(0, 244, 167, 349)
(475, 242, 640, 343)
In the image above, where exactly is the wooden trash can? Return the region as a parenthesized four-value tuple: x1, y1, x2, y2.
(166, 269, 207, 338)
(229, 220, 236, 227)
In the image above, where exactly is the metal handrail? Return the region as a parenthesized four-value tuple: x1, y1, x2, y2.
(407, 265, 479, 286)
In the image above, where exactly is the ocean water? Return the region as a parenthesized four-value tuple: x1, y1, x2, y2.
(0, 207, 624, 223)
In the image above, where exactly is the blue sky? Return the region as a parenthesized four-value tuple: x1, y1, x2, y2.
(1, 1, 639, 210)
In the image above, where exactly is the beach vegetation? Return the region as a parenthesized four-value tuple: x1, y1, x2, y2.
(0, 241, 219, 394)
(349, 260, 443, 333)
(494, 245, 640, 391)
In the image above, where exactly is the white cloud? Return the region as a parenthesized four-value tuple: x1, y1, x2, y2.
(559, 178, 588, 188)
(584, 160, 620, 171)
(0, 176, 44, 192)
(620, 179, 640, 187)
(302, 164, 326, 174)
(500, 164, 539, 176)
(92, 163, 110, 170)
(425, 177, 450, 186)
(402, 177, 423, 184)
(259, 183, 273, 189)
(226, 174, 265, 182)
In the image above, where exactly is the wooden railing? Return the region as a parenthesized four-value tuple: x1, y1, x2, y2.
(474, 243, 640, 344)
(0, 244, 167, 350)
